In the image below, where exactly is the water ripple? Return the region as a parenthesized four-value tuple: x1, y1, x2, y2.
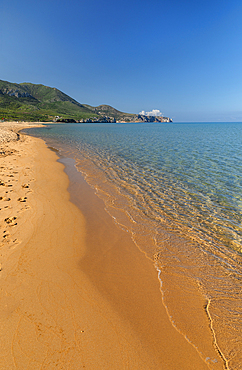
(25, 122, 242, 369)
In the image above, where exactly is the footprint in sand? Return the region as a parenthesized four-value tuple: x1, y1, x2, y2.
(2, 231, 10, 243)
(4, 217, 17, 226)
(18, 197, 27, 203)
(0, 197, 11, 201)
(3, 231, 10, 238)
(22, 184, 29, 189)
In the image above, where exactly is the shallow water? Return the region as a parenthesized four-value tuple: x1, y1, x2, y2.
(25, 122, 242, 369)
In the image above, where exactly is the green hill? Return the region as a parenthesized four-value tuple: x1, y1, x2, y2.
(82, 104, 136, 121)
(0, 80, 135, 122)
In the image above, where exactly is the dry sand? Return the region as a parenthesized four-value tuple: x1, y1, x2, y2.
(0, 122, 225, 369)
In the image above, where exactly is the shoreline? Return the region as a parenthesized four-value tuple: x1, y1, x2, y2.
(0, 122, 224, 369)
(60, 155, 225, 368)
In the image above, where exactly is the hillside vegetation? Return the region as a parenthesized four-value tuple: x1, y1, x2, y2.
(0, 80, 172, 123)
(0, 80, 136, 122)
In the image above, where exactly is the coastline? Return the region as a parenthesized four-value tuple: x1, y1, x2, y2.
(0, 122, 224, 369)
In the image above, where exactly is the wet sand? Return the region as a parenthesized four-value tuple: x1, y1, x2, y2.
(0, 123, 224, 369)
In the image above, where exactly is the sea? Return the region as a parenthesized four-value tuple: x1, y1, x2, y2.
(24, 122, 242, 369)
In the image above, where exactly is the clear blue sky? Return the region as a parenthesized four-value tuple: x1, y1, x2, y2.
(1, 0, 242, 122)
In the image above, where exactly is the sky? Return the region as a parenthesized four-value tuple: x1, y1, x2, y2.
(1, 0, 242, 122)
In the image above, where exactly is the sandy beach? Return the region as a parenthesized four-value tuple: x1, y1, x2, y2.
(0, 122, 224, 369)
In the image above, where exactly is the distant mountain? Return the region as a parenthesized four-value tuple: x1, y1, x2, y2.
(82, 104, 136, 122)
(0, 80, 172, 123)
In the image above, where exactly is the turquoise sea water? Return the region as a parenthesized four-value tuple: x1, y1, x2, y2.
(25, 122, 242, 369)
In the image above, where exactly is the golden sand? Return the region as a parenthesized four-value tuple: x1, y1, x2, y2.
(0, 123, 224, 369)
